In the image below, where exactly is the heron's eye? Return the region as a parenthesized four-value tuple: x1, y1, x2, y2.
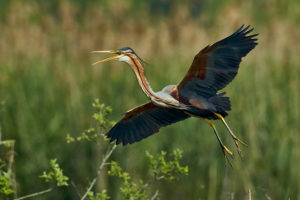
(116, 51, 121, 55)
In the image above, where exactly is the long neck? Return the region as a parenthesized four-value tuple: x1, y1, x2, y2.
(127, 55, 156, 98)
(126, 54, 182, 108)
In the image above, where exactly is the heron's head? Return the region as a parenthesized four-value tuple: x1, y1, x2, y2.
(92, 47, 140, 65)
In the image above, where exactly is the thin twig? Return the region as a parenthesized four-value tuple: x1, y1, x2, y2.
(265, 193, 272, 200)
(71, 181, 82, 199)
(156, 175, 165, 181)
(7, 140, 16, 196)
(0, 125, 2, 143)
(13, 188, 53, 200)
(249, 189, 252, 200)
(150, 190, 159, 200)
(80, 144, 117, 200)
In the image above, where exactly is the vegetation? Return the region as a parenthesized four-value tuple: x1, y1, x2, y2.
(0, 99, 188, 200)
(0, 0, 299, 199)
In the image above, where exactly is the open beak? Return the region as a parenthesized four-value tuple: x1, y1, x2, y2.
(91, 50, 121, 65)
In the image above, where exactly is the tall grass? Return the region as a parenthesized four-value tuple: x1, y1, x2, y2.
(0, 0, 299, 199)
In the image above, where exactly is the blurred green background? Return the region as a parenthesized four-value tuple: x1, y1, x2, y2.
(0, 0, 299, 199)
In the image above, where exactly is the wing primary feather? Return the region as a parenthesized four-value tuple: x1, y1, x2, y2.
(106, 102, 189, 145)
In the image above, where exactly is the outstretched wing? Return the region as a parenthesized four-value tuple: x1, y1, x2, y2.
(178, 25, 258, 98)
(107, 102, 190, 145)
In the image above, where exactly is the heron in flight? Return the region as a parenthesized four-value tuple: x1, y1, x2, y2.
(93, 25, 258, 160)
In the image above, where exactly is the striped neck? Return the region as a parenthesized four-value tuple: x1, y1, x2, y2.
(127, 54, 155, 99)
(125, 54, 181, 108)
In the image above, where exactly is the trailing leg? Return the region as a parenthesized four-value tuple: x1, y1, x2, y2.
(199, 117, 233, 164)
(214, 113, 247, 156)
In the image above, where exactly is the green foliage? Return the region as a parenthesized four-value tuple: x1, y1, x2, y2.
(108, 149, 188, 200)
(87, 190, 111, 200)
(108, 161, 147, 200)
(66, 128, 96, 143)
(66, 99, 115, 143)
(92, 99, 115, 130)
(65, 133, 75, 143)
(0, 170, 15, 196)
(146, 149, 188, 182)
(0, 141, 12, 148)
(39, 159, 69, 187)
(0, 140, 16, 197)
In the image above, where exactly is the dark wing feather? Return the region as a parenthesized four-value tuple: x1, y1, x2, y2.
(106, 102, 190, 145)
(178, 25, 258, 98)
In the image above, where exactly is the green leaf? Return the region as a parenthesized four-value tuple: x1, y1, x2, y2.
(146, 148, 188, 182)
(88, 190, 110, 200)
(0, 171, 15, 195)
(108, 161, 147, 200)
(65, 133, 75, 143)
(39, 159, 69, 187)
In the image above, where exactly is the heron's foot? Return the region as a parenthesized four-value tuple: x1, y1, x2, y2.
(214, 113, 248, 157)
(220, 143, 233, 166)
(232, 135, 247, 157)
(224, 154, 233, 167)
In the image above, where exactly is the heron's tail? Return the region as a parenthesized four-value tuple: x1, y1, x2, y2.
(209, 92, 231, 117)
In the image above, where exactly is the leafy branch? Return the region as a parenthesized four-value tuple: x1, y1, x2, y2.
(0, 167, 15, 196)
(0, 126, 16, 198)
(107, 149, 189, 200)
(146, 149, 188, 182)
(87, 189, 110, 200)
(80, 144, 117, 200)
(39, 159, 69, 187)
(66, 99, 115, 143)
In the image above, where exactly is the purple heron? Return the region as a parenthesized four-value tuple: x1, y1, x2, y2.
(93, 25, 258, 159)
